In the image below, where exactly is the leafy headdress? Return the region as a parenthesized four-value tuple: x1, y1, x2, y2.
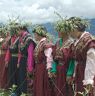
(54, 12, 71, 34)
(32, 24, 47, 37)
(67, 17, 89, 32)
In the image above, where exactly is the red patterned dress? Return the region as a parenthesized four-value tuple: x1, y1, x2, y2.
(74, 32, 95, 96)
(53, 38, 74, 96)
(0, 36, 10, 89)
(34, 37, 53, 96)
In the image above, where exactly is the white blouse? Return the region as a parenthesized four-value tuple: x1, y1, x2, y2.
(39, 38, 53, 69)
(83, 48, 95, 85)
(74, 32, 95, 85)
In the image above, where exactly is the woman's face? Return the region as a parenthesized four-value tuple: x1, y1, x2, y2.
(58, 32, 64, 38)
(34, 33, 39, 41)
(70, 31, 75, 38)
(69, 30, 79, 39)
(18, 30, 23, 36)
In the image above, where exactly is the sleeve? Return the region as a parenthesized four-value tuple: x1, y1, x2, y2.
(5, 49, 11, 62)
(66, 59, 75, 77)
(83, 48, 95, 85)
(44, 47, 53, 69)
(27, 42, 35, 72)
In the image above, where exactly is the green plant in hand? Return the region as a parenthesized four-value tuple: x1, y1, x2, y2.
(0, 84, 17, 96)
(20, 92, 27, 96)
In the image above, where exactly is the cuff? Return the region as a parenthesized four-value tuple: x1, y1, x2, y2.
(83, 79, 94, 85)
(46, 63, 52, 69)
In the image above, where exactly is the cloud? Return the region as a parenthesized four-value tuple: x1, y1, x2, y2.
(0, 0, 95, 23)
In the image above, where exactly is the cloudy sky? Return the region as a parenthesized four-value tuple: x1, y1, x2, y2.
(0, 0, 95, 24)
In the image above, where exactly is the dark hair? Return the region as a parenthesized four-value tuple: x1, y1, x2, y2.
(19, 26, 29, 33)
(76, 23, 86, 32)
(69, 17, 87, 32)
(32, 24, 47, 37)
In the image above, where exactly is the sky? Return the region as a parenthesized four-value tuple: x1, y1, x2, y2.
(0, 0, 95, 24)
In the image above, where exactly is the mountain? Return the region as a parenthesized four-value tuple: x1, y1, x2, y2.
(43, 22, 57, 36)
(1, 18, 95, 36)
(43, 19, 95, 36)
(86, 19, 95, 35)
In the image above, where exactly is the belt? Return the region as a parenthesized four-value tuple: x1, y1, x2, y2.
(21, 55, 27, 58)
(35, 60, 46, 64)
(58, 61, 64, 66)
(12, 54, 18, 57)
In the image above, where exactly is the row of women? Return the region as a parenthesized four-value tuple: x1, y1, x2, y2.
(0, 16, 95, 96)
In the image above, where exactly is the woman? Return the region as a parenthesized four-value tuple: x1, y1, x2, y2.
(68, 17, 95, 96)
(17, 25, 36, 95)
(0, 32, 10, 89)
(33, 25, 53, 96)
(53, 20, 75, 96)
(5, 26, 19, 88)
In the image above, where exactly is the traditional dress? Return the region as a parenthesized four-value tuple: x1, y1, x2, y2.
(66, 42, 75, 96)
(18, 32, 36, 95)
(0, 37, 9, 89)
(5, 35, 19, 88)
(53, 38, 72, 96)
(34, 37, 53, 96)
(74, 32, 95, 96)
